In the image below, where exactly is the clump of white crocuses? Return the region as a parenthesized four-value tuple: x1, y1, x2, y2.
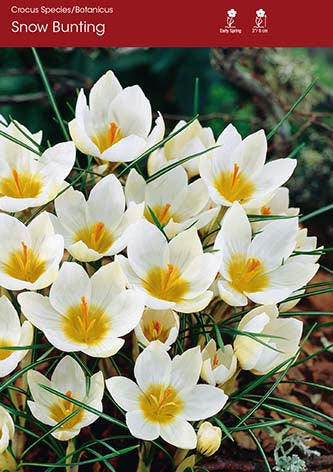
(0, 67, 326, 472)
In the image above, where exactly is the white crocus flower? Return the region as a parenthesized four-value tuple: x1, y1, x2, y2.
(125, 167, 219, 238)
(19, 261, 145, 358)
(50, 174, 143, 262)
(106, 342, 227, 449)
(0, 121, 75, 212)
(27, 355, 104, 441)
(0, 296, 33, 377)
(234, 305, 303, 375)
(117, 220, 220, 313)
(69, 70, 164, 163)
(214, 202, 319, 306)
(0, 212, 64, 291)
(200, 124, 296, 208)
(148, 119, 215, 178)
(0, 406, 15, 453)
(250, 187, 299, 231)
(201, 340, 237, 387)
(135, 308, 179, 349)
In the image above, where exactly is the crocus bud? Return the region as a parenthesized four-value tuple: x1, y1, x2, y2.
(197, 422, 222, 457)
(0, 406, 15, 454)
(234, 305, 303, 375)
(135, 308, 179, 349)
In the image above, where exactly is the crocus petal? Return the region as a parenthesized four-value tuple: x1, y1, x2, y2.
(134, 342, 171, 391)
(170, 346, 202, 392)
(125, 169, 146, 204)
(181, 384, 228, 420)
(160, 417, 197, 449)
(126, 410, 160, 441)
(18, 292, 61, 332)
(111, 85, 152, 138)
(247, 217, 298, 272)
(217, 279, 248, 307)
(252, 158, 297, 198)
(168, 227, 203, 272)
(175, 291, 213, 313)
(101, 135, 147, 163)
(106, 376, 141, 411)
(214, 202, 251, 279)
(248, 262, 319, 305)
(89, 70, 122, 123)
(127, 220, 169, 278)
(51, 356, 86, 399)
(49, 262, 91, 314)
(87, 174, 125, 230)
(90, 261, 127, 309)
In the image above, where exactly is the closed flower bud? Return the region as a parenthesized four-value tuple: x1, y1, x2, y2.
(0, 406, 15, 454)
(197, 421, 222, 457)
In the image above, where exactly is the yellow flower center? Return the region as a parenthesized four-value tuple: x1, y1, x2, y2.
(3, 242, 46, 283)
(0, 168, 42, 199)
(0, 339, 13, 360)
(49, 390, 84, 429)
(74, 222, 113, 254)
(92, 122, 122, 153)
(214, 163, 255, 203)
(140, 384, 183, 424)
(143, 320, 169, 343)
(63, 296, 109, 345)
(143, 264, 189, 303)
(228, 254, 268, 293)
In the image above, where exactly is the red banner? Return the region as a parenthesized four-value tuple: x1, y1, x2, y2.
(0, 0, 332, 47)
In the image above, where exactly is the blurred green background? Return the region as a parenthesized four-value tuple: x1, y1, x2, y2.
(0, 48, 332, 238)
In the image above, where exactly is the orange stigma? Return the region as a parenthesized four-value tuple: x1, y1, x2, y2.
(92, 222, 105, 245)
(11, 168, 22, 196)
(212, 353, 219, 368)
(80, 296, 89, 331)
(75, 296, 97, 342)
(21, 241, 28, 265)
(231, 163, 240, 187)
(64, 390, 73, 411)
(154, 321, 161, 332)
(165, 264, 175, 289)
(158, 203, 171, 224)
(109, 122, 122, 146)
(248, 258, 261, 272)
(261, 206, 271, 215)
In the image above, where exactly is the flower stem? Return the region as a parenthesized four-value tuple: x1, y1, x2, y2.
(65, 439, 78, 472)
(136, 442, 152, 472)
(174, 448, 190, 466)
